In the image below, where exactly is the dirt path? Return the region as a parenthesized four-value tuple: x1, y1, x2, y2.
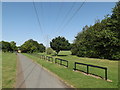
(16, 53, 68, 88)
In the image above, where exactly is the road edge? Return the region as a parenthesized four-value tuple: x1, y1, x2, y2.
(15, 53, 26, 88)
(23, 53, 75, 88)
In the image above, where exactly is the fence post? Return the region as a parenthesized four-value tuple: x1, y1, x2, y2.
(87, 65, 89, 74)
(67, 61, 68, 67)
(47, 56, 48, 60)
(52, 57, 53, 62)
(74, 62, 76, 70)
(49, 57, 50, 61)
(60, 59, 62, 65)
(55, 58, 57, 63)
(105, 68, 107, 80)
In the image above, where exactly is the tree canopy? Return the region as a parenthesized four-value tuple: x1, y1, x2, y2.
(0, 41, 17, 52)
(50, 36, 71, 54)
(46, 47, 54, 55)
(20, 39, 45, 53)
(10, 41, 17, 52)
(71, 2, 120, 60)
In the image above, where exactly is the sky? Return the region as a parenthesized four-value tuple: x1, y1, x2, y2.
(2, 2, 116, 46)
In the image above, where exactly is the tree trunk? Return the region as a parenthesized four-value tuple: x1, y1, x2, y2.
(56, 50, 60, 55)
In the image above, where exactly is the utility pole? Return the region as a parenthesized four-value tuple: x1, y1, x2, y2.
(46, 35, 49, 54)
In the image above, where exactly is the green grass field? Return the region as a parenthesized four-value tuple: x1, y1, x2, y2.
(0, 51, 2, 89)
(24, 51, 119, 88)
(2, 52, 17, 88)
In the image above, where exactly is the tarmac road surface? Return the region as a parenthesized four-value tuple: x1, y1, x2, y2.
(16, 53, 69, 88)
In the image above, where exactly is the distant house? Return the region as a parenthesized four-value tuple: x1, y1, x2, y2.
(18, 50, 21, 53)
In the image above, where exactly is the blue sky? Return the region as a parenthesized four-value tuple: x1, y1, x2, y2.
(2, 2, 116, 46)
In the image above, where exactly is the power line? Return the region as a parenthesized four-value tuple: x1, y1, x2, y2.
(56, 0, 86, 35)
(54, 2, 64, 24)
(33, 1, 43, 34)
(46, 35, 49, 48)
(54, 2, 76, 34)
(52, 2, 64, 35)
(32, 1, 47, 46)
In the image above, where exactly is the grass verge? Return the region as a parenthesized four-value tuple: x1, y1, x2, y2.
(24, 51, 119, 88)
(2, 52, 17, 88)
(0, 51, 2, 89)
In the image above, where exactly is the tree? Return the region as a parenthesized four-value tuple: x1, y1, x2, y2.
(71, 43, 78, 55)
(71, 2, 120, 60)
(20, 39, 45, 53)
(10, 41, 17, 52)
(38, 44, 46, 53)
(0, 41, 12, 52)
(46, 47, 54, 55)
(50, 36, 70, 55)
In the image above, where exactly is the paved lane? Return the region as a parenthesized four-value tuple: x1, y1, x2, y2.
(16, 53, 68, 88)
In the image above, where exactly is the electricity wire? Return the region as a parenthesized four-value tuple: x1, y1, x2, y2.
(56, 0, 86, 35)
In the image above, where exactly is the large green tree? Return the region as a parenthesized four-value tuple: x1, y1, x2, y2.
(20, 39, 45, 53)
(0, 41, 12, 52)
(71, 2, 120, 60)
(46, 47, 54, 55)
(10, 41, 17, 52)
(50, 36, 71, 55)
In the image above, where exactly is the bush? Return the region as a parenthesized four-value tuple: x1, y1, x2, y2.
(46, 47, 54, 55)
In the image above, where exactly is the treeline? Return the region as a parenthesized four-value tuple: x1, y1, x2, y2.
(71, 2, 120, 60)
(0, 41, 17, 52)
(0, 39, 46, 53)
(1, 2, 119, 60)
(20, 39, 45, 53)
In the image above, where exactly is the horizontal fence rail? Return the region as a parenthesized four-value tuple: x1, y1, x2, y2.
(46, 56, 53, 62)
(55, 58, 61, 64)
(74, 62, 107, 80)
(40, 55, 46, 60)
(55, 58, 68, 67)
(29, 53, 109, 80)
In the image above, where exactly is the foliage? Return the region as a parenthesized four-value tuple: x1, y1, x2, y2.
(10, 41, 17, 52)
(20, 39, 45, 53)
(71, 2, 120, 60)
(46, 47, 54, 55)
(0, 41, 17, 52)
(0, 41, 12, 52)
(50, 36, 71, 54)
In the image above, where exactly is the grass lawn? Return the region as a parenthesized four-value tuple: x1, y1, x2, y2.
(24, 51, 119, 88)
(0, 51, 2, 89)
(2, 52, 17, 88)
